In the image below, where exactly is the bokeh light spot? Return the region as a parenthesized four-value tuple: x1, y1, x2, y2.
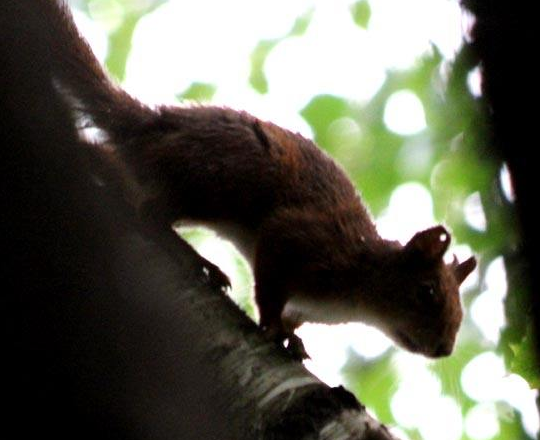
(383, 90, 427, 135)
(465, 403, 500, 440)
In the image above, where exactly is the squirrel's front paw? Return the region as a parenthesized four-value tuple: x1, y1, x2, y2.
(262, 326, 310, 361)
(201, 261, 231, 292)
(286, 334, 310, 361)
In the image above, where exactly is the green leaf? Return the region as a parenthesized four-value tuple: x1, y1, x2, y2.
(105, 13, 139, 81)
(178, 82, 217, 102)
(350, 0, 371, 29)
(249, 8, 314, 94)
(301, 94, 353, 148)
(178, 227, 212, 246)
(232, 254, 255, 319)
(508, 325, 540, 389)
(103, 1, 167, 81)
(249, 39, 278, 94)
(288, 8, 314, 37)
(342, 352, 398, 424)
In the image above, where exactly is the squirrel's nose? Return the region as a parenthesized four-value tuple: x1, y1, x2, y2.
(433, 342, 452, 357)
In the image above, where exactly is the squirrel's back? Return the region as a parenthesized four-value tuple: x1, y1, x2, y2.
(129, 106, 370, 228)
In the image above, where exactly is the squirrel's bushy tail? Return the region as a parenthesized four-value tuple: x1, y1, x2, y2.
(38, 0, 153, 141)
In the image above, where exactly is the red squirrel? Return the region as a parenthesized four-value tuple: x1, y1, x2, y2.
(41, 0, 476, 358)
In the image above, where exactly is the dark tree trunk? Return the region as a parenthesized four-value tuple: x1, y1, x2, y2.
(461, 0, 539, 414)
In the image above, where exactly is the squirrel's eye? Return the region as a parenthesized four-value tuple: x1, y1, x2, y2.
(420, 282, 436, 297)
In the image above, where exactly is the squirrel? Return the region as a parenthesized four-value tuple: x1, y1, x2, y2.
(39, 0, 476, 359)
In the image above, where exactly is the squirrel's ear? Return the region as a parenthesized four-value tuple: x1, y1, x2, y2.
(252, 119, 272, 150)
(405, 225, 451, 262)
(454, 256, 477, 284)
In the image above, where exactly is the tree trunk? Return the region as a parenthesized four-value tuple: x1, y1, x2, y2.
(461, 0, 540, 376)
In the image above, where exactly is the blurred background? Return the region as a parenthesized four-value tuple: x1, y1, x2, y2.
(68, 0, 539, 438)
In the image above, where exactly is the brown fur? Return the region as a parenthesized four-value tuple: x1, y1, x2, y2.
(41, 0, 476, 358)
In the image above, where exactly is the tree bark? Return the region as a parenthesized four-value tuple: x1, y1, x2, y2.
(1, 1, 399, 439)
(461, 0, 540, 374)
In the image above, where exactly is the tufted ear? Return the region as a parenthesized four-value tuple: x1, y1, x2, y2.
(405, 225, 451, 262)
(252, 119, 272, 150)
(454, 256, 477, 284)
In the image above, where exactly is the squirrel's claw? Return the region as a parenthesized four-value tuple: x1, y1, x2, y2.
(201, 261, 231, 292)
(286, 333, 310, 361)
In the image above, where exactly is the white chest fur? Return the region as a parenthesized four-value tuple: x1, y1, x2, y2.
(281, 292, 369, 330)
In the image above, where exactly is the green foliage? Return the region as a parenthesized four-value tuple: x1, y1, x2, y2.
(342, 351, 398, 424)
(249, 40, 278, 94)
(178, 82, 217, 102)
(249, 8, 313, 94)
(301, 49, 455, 216)
(508, 325, 540, 389)
(499, 255, 539, 389)
(232, 254, 256, 319)
(496, 402, 537, 440)
(298, 25, 537, 440)
(84, 0, 165, 81)
(350, 0, 371, 29)
(105, 13, 139, 80)
(288, 8, 314, 37)
(429, 339, 485, 413)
